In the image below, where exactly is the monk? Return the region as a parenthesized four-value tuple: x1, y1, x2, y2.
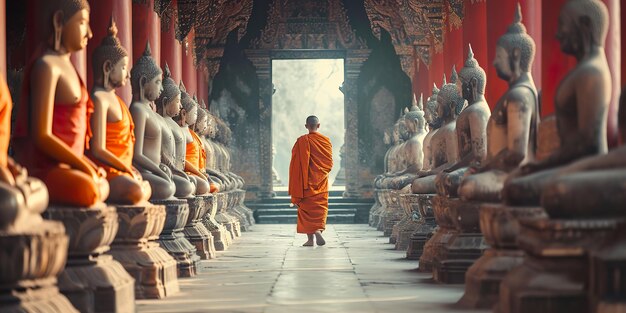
(289, 115, 333, 247)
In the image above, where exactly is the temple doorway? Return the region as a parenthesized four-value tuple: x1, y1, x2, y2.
(271, 59, 345, 191)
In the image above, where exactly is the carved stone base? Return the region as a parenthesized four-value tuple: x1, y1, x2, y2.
(591, 228, 626, 313)
(215, 193, 240, 240)
(184, 196, 216, 260)
(202, 195, 231, 251)
(231, 190, 254, 231)
(458, 204, 547, 309)
(44, 205, 135, 313)
(382, 190, 403, 237)
(418, 194, 452, 272)
(497, 217, 626, 313)
(369, 189, 383, 227)
(152, 199, 200, 278)
(0, 222, 76, 313)
(110, 204, 180, 299)
(227, 192, 250, 232)
(406, 194, 436, 260)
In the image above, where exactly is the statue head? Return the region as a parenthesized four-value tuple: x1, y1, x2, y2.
(206, 111, 218, 139)
(176, 81, 198, 126)
(44, 0, 92, 53)
(155, 63, 182, 118)
(425, 83, 442, 129)
(437, 69, 465, 121)
(383, 129, 391, 145)
(459, 44, 487, 102)
(494, 4, 535, 81)
(92, 19, 129, 89)
(404, 94, 426, 135)
(131, 42, 163, 101)
(194, 107, 209, 134)
(557, 0, 608, 56)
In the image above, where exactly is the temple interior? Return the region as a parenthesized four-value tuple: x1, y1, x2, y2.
(1, 0, 626, 313)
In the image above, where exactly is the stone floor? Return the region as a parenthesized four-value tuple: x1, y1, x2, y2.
(137, 224, 490, 313)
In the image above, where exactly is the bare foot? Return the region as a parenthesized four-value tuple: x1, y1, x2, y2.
(314, 231, 325, 246)
(302, 240, 314, 247)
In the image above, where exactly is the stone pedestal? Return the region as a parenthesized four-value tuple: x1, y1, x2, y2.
(233, 190, 255, 228)
(369, 189, 382, 227)
(382, 190, 403, 237)
(152, 199, 200, 278)
(203, 193, 232, 251)
(496, 217, 626, 313)
(458, 204, 546, 308)
(406, 194, 436, 260)
(432, 197, 488, 284)
(375, 190, 389, 231)
(419, 194, 453, 273)
(214, 192, 240, 240)
(183, 196, 216, 260)
(44, 205, 136, 313)
(226, 190, 249, 232)
(0, 222, 76, 313)
(109, 204, 180, 299)
(591, 228, 626, 313)
(394, 194, 421, 251)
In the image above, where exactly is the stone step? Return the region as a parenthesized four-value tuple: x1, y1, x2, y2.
(254, 208, 357, 216)
(272, 190, 345, 197)
(248, 196, 373, 204)
(256, 214, 356, 224)
(247, 203, 371, 211)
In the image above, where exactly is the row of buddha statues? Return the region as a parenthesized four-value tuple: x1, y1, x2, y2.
(0, 1, 254, 312)
(371, 0, 626, 312)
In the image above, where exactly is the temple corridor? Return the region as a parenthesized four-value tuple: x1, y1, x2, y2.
(137, 224, 483, 313)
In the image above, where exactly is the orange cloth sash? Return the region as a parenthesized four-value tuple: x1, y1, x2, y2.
(288, 132, 333, 234)
(92, 96, 135, 179)
(0, 75, 11, 168)
(186, 129, 202, 169)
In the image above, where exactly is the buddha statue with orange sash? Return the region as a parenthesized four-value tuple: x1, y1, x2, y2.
(13, 0, 110, 207)
(190, 101, 219, 193)
(89, 20, 151, 204)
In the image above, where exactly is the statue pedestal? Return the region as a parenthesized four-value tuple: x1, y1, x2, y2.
(382, 190, 403, 237)
(375, 190, 389, 231)
(202, 194, 231, 251)
(152, 199, 200, 278)
(0, 222, 77, 313)
(232, 190, 254, 229)
(44, 205, 135, 313)
(432, 197, 488, 284)
(394, 194, 420, 250)
(418, 194, 453, 273)
(406, 194, 436, 260)
(214, 192, 240, 240)
(496, 217, 625, 313)
(591, 227, 626, 313)
(109, 204, 180, 299)
(369, 189, 382, 227)
(183, 196, 216, 260)
(458, 204, 546, 308)
(226, 190, 248, 232)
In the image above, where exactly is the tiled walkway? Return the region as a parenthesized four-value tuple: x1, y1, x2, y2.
(137, 224, 489, 313)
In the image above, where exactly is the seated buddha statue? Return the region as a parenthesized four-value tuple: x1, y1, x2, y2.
(435, 45, 490, 197)
(193, 105, 220, 193)
(201, 111, 227, 190)
(502, 0, 611, 206)
(13, 0, 110, 207)
(459, 6, 538, 203)
(129, 43, 176, 200)
(155, 65, 195, 198)
(411, 70, 465, 194)
(176, 86, 210, 195)
(422, 84, 442, 172)
(89, 20, 151, 204)
(374, 118, 406, 189)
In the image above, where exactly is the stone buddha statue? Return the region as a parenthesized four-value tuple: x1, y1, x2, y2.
(411, 70, 464, 194)
(435, 45, 490, 197)
(155, 65, 195, 198)
(129, 43, 176, 200)
(502, 0, 611, 206)
(422, 84, 441, 171)
(379, 94, 428, 190)
(201, 111, 227, 190)
(192, 105, 219, 193)
(89, 19, 151, 204)
(458, 5, 539, 203)
(375, 117, 405, 189)
(177, 84, 210, 195)
(13, 0, 110, 207)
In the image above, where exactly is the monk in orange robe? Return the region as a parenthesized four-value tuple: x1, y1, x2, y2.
(289, 115, 333, 246)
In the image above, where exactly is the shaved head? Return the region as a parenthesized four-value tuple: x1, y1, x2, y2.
(306, 115, 319, 126)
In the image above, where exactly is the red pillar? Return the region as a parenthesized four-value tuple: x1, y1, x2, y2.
(443, 2, 463, 79)
(161, 0, 182, 83)
(520, 0, 542, 91)
(601, 0, 620, 148)
(429, 46, 444, 91)
(0, 0, 6, 79)
(182, 28, 197, 96)
(132, 0, 161, 65)
(486, 1, 516, 108)
(463, 0, 488, 94)
(87, 0, 132, 104)
(622, 0, 626, 86)
(197, 62, 210, 106)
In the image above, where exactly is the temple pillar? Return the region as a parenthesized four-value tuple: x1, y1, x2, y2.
(182, 28, 197, 96)
(486, 0, 516, 107)
(132, 0, 161, 64)
(161, 0, 182, 83)
(87, 0, 132, 103)
(600, 0, 621, 148)
(463, 0, 488, 82)
(429, 46, 444, 89)
(520, 0, 542, 90)
(197, 61, 209, 106)
(443, 17, 463, 75)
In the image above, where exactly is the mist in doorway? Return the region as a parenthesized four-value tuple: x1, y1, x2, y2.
(272, 59, 345, 187)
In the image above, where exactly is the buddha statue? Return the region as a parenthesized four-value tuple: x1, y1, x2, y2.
(177, 84, 210, 195)
(502, 0, 611, 206)
(89, 19, 151, 204)
(201, 111, 227, 190)
(379, 94, 428, 190)
(458, 5, 539, 203)
(411, 70, 464, 194)
(13, 0, 110, 207)
(422, 84, 441, 171)
(192, 105, 219, 193)
(375, 117, 405, 189)
(129, 43, 176, 200)
(435, 45, 490, 197)
(155, 64, 195, 198)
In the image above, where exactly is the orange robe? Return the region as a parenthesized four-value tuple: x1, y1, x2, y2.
(90, 96, 135, 179)
(187, 129, 218, 193)
(288, 132, 333, 234)
(0, 75, 10, 168)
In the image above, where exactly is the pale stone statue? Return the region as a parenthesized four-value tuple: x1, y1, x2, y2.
(502, 0, 611, 205)
(422, 84, 441, 171)
(435, 45, 490, 197)
(89, 19, 152, 204)
(458, 5, 539, 202)
(411, 70, 464, 194)
(374, 117, 405, 188)
(130, 43, 176, 200)
(155, 64, 195, 198)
